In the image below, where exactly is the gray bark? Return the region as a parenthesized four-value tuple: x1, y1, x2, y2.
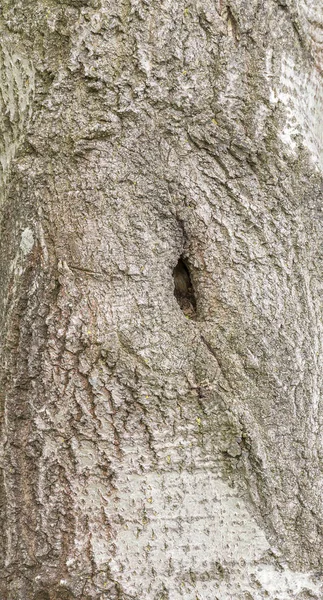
(1, 0, 323, 598)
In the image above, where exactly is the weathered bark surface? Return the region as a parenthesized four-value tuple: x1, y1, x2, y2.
(1, 0, 323, 598)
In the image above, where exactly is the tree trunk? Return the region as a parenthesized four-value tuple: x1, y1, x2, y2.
(1, 0, 323, 598)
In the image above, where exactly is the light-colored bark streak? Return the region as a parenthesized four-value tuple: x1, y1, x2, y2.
(1, 1, 323, 599)
(0, 38, 34, 204)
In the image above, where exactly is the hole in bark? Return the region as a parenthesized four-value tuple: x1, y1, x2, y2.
(34, 593, 50, 600)
(173, 257, 196, 319)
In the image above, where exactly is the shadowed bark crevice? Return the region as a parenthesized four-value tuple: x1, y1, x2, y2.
(173, 257, 197, 320)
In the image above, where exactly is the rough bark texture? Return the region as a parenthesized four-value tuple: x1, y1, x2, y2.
(1, 0, 323, 598)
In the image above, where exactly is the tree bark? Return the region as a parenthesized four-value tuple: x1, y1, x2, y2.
(1, 0, 323, 598)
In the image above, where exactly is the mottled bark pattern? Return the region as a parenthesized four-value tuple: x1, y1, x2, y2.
(1, 0, 323, 598)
